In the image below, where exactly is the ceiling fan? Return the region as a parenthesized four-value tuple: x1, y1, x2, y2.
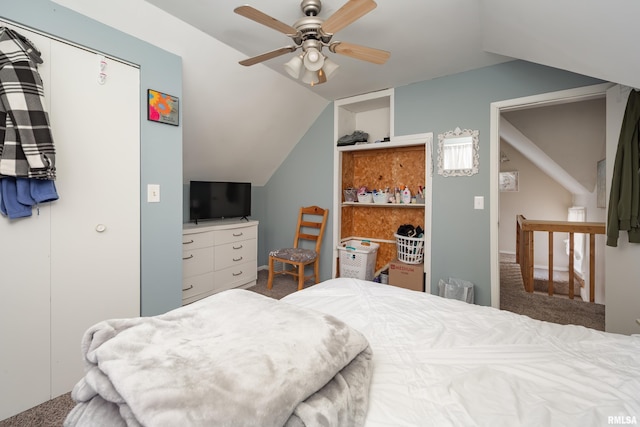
(234, 0, 390, 86)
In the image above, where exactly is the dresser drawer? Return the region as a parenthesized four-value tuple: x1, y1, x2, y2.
(214, 225, 257, 245)
(182, 271, 214, 300)
(213, 260, 257, 292)
(214, 239, 257, 271)
(183, 246, 214, 278)
(182, 230, 214, 250)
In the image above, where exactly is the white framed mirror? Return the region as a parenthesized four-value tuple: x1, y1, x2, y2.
(437, 127, 479, 177)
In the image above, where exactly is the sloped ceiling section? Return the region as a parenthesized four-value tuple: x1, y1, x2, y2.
(51, 0, 328, 186)
(501, 98, 606, 195)
(480, 0, 640, 90)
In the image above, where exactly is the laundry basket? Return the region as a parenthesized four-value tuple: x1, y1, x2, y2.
(394, 233, 425, 264)
(338, 240, 380, 280)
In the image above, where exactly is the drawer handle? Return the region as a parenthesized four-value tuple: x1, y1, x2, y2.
(183, 285, 194, 291)
(183, 254, 194, 260)
(183, 239, 194, 245)
(233, 232, 243, 237)
(232, 271, 243, 276)
(233, 256, 243, 262)
(233, 245, 243, 250)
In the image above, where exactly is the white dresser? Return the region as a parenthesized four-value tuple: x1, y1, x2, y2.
(182, 220, 258, 305)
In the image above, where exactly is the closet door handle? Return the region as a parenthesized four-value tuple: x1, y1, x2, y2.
(183, 254, 193, 260)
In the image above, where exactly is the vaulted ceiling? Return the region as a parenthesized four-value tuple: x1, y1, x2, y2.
(50, 0, 640, 185)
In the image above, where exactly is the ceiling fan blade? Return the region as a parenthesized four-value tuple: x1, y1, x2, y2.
(239, 46, 297, 66)
(329, 41, 390, 64)
(234, 5, 298, 36)
(321, 0, 377, 35)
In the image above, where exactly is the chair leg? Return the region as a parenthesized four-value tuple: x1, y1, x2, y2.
(313, 260, 320, 284)
(298, 264, 305, 291)
(267, 257, 275, 290)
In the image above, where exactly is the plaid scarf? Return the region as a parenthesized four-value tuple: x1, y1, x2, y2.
(0, 27, 56, 179)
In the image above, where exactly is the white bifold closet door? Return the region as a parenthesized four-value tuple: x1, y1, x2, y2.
(48, 39, 140, 397)
(0, 23, 140, 419)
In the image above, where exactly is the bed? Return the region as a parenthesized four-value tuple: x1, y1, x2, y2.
(65, 278, 640, 427)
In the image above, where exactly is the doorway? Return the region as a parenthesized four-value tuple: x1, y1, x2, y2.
(489, 83, 612, 309)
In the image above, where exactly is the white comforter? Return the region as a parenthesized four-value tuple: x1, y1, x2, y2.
(65, 289, 372, 427)
(283, 278, 640, 427)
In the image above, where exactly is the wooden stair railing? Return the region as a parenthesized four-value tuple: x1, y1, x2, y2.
(516, 215, 605, 302)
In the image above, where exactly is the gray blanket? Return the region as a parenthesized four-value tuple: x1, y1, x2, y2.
(64, 289, 373, 427)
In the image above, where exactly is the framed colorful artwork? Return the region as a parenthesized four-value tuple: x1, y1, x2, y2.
(147, 89, 179, 126)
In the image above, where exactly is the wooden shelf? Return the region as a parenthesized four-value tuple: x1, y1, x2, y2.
(342, 202, 425, 208)
(337, 138, 427, 152)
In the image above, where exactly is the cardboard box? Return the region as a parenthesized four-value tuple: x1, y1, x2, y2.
(388, 258, 424, 292)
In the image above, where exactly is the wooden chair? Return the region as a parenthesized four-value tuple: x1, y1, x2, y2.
(267, 206, 329, 291)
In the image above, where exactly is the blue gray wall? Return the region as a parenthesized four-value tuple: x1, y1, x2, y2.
(260, 106, 334, 275)
(2, 0, 184, 315)
(259, 61, 602, 306)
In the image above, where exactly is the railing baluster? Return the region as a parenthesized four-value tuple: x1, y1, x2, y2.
(589, 233, 596, 303)
(548, 231, 554, 296)
(569, 232, 575, 300)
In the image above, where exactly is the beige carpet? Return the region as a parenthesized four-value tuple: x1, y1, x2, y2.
(0, 393, 75, 427)
(500, 256, 605, 331)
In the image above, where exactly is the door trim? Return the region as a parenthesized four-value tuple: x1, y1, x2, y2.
(489, 82, 613, 308)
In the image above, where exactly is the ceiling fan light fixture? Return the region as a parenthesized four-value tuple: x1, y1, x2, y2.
(303, 47, 325, 71)
(301, 68, 319, 86)
(284, 55, 304, 79)
(322, 57, 339, 79)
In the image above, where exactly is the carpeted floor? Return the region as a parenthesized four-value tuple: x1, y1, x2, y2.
(2, 266, 605, 425)
(0, 393, 75, 427)
(500, 255, 605, 331)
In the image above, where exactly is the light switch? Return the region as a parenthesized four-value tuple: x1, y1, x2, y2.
(147, 184, 160, 203)
(474, 196, 484, 210)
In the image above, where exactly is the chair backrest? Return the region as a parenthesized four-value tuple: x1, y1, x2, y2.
(293, 206, 329, 254)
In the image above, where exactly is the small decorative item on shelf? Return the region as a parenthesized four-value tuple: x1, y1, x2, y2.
(343, 187, 357, 202)
(416, 185, 425, 204)
(373, 191, 388, 204)
(357, 192, 373, 203)
(356, 186, 372, 203)
(401, 186, 412, 204)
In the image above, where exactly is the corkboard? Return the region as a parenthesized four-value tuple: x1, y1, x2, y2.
(339, 145, 426, 274)
(341, 146, 425, 194)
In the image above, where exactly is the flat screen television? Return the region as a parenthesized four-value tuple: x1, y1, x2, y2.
(189, 181, 251, 223)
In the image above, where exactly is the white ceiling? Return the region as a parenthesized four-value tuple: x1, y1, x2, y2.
(142, 0, 512, 101)
(49, 0, 639, 186)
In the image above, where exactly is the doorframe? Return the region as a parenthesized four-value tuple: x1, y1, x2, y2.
(489, 82, 613, 308)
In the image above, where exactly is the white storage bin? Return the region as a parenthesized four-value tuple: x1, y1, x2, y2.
(338, 240, 380, 280)
(357, 192, 373, 203)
